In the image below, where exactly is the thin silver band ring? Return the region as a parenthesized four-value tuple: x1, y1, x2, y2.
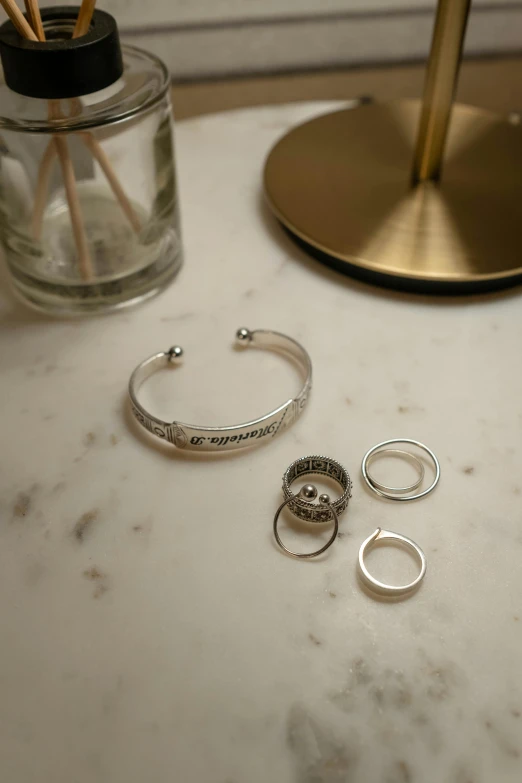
(365, 448, 425, 493)
(273, 494, 339, 559)
(358, 527, 427, 596)
(362, 439, 440, 501)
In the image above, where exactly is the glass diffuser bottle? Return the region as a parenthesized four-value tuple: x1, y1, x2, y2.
(0, 6, 182, 314)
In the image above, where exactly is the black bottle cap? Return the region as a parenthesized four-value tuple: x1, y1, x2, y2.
(0, 6, 123, 99)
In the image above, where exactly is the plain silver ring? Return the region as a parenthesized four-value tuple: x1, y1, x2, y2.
(273, 494, 339, 559)
(358, 527, 427, 596)
(361, 439, 440, 501)
(365, 448, 425, 493)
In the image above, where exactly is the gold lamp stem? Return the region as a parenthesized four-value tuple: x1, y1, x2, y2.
(413, 0, 471, 183)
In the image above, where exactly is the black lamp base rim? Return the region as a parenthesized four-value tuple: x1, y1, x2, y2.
(284, 227, 522, 297)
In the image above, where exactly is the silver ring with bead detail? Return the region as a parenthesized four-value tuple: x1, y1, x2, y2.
(274, 455, 351, 559)
(282, 455, 351, 522)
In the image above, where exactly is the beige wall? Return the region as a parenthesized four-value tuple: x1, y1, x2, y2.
(41, 1, 522, 78)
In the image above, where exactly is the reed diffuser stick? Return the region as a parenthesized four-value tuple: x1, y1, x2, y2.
(23, 2, 94, 282)
(33, 0, 141, 239)
(54, 134, 93, 281)
(0, 0, 38, 41)
(0, 0, 37, 39)
(34, 128, 142, 239)
(3, 0, 138, 279)
(24, 0, 44, 40)
(48, 98, 93, 280)
(80, 132, 141, 233)
(73, 0, 96, 38)
(72, 0, 141, 232)
(26, 0, 52, 240)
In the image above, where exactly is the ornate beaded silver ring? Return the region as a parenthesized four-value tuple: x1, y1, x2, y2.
(282, 455, 352, 523)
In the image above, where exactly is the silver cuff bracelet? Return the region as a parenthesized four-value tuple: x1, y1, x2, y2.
(128, 327, 312, 451)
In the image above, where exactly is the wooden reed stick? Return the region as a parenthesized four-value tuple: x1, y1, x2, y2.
(80, 133, 141, 233)
(54, 134, 93, 281)
(24, 0, 44, 40)
(73, 0, 96, 38)
(47, 95, 93, 281)
(72, 0, 141, 233)
(22, 2, 55, 241)
(22, 5, 94, 280)
(6, 0, 138, 280)
(32, 126, 141, 240)
(0, 0, 37, 39)
(27, 9, 55, 240)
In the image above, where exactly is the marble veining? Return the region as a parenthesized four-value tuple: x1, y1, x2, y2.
(0, 101, 521, 782)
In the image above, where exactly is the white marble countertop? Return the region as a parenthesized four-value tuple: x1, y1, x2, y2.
(1, 101, 521, 783)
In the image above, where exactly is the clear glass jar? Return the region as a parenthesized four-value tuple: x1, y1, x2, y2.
(0, 44, 182, 315)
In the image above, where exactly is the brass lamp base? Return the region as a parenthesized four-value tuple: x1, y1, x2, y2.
(264, 100, 522, 293)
